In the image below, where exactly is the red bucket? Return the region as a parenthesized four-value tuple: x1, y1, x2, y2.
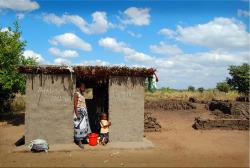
(88, 133, 98, 146)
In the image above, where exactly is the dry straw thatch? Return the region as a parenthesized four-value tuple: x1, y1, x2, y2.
(19, 65, 156, 77)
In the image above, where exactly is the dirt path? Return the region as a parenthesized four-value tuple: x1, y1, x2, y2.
(0, 109, 249, 167)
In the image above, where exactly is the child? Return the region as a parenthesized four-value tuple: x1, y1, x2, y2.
(99, 113, 111, 145)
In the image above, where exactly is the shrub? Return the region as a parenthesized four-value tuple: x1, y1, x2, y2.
(0, 21, 36, 113)
(188, 86, 195, 92)
(216, 82, 230, 93)
(198, 87, 204, 93)
(227, 63, 250, 96)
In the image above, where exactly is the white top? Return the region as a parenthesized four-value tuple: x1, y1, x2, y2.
(75, 91, 86, 109)
(100, 120, 109, 133)
(152, 75, 157, 89)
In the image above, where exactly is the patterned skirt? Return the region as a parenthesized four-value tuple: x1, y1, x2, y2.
(73, 107, 91, 141)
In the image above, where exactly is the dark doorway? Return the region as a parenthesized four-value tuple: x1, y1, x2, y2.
(76, 75, 109, 133)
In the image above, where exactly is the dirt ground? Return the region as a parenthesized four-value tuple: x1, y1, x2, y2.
(0, 108, 249, 167)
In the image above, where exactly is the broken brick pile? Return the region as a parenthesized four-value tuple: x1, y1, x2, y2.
(194, 100, 249, 130)
(145, 100, 196, 111)
(193, 117, 249, 130)
(144, 111, 161, 132)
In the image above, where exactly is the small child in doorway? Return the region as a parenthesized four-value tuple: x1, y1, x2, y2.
(99, 113, 111, 145)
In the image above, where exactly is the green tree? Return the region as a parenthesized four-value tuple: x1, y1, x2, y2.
(227, 63, 250, 96)
(216, 81, 230, 93)
(0, 21, 37, 112)
(198, 87, 204, 93)
(188, 86, 195, 92)
(159, 87, 172, 93)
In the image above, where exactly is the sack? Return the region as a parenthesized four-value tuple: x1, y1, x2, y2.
(28, 139, 49, 152)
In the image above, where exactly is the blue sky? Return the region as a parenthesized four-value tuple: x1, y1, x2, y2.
(0, 0, 249, 89)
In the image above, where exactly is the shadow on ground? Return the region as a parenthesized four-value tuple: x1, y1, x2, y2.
(15, 136, 25, 146)
(0, 112, 24, 126)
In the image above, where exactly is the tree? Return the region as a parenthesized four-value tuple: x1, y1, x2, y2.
(159, 87, 172, 93)
(0, 21, 37, 112)
(216, 81, 230, 93)
(198, 87, 204, 93)
(188, 86, 195, 92)
(227, 63, 250, 96)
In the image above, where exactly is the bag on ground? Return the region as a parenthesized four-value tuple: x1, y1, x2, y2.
(27, 139, 49, 152)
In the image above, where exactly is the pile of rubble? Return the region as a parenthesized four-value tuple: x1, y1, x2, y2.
(193, 117, 249, 130)
(145, 100, 196, 111)
(144, 111, 161, 132)
(189, 97, 208, 104)
(193, 100, 249, 130)
(206, 100, 249, 118)
(206, 100, 231, 114)
(231, 102, 249, 119)
(236, 96, 249, 102)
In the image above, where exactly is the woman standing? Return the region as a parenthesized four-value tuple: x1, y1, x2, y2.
(73, 83, 91, 148)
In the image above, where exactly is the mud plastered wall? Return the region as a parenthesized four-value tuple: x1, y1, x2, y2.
(109, 76, 145, 142)
(25, 74, 75, 144)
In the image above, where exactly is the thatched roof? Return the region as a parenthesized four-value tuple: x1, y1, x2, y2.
(19, 65, 156, 77)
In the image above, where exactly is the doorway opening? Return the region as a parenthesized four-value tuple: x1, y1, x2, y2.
(76, 75, 109, 133)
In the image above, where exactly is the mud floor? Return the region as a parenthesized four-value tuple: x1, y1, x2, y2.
(0, 108, 249, 167)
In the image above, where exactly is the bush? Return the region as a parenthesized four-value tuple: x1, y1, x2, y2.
(216, 82, 230, 93)
(198, 87, 204, 93)
(0, 21, 36, 113)
(227, 63, 250, 96)
(159, 87, 172, 93)
(188, 86, 195, 92)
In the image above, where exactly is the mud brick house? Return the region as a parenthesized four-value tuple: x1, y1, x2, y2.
(19, 65, 155, 144)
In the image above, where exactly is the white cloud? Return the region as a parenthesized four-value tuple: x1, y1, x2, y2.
(153, 49, 249, 88)
(160, 17, 250, 51)
(48, 47, 79, 58)
(237, 9, 250, 17)
(156, 65, 228, 89)
(54, 58, 71, 65)
(158, 28, 177, 38)
(99, 37, 154, 63)
(127, 31, 142, 38)
(23, 50, 46, 64)
(122, 7, 150, 26)
(89, 12, 110, 34)
(194, 50, 248, 65)
(99, 37, 126, 52)
(42, 13, 66, 26)
(42, 11, 110, 34)
(0, 27, 10, 32)
(176, 50, 247, 68)
(49, 33, 92, 51)
(98, 17, 249, 88)
(150, 41, 183, 56)
(151, 27, 249, 88)
(177, 17, 249, 50)
(0, 0, 39, 12)
(81, 59, 110, 66)
(99, 40, 230, 88)
(154, 59, 174, 69)
(97, 17, 249, 89)
(1, 27, 15, 36)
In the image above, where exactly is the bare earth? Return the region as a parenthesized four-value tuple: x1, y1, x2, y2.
(0, 108, 249, 167)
